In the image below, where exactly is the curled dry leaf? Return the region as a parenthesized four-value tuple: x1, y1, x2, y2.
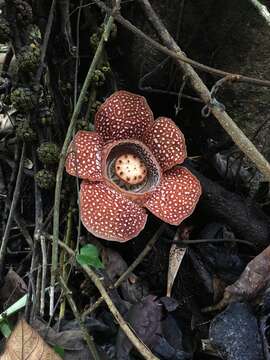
(167, 244, 186, 297)
(0, 319, 61, 360)
(0, 269, 27, 308)
(167, 225, 192, 297)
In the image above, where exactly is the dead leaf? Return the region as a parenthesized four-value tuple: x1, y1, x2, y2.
(116, 295, 162, 359)
(166, 226, 192, 297)
(101, 247, 128, 281)
(0, 318, 61, 359)
(167, 244, 186, 297)
(0, 269, 27, 309)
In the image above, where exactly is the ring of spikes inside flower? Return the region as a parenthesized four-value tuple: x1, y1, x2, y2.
(102, 140, 161, 200)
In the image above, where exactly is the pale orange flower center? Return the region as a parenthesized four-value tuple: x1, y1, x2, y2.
(114, 153, 147, 185)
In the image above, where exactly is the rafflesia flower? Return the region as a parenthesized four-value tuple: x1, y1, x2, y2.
(65, 91, 201, 242)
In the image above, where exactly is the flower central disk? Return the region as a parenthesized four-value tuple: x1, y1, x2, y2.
(102, 139, 162, 200)
(115, 153, 147, 185)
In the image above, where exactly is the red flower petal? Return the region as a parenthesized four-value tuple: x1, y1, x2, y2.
(80, 181, 148, 242)
(145, 167, 201, 225)
(95, 90, 154, 142)
(65, 131, 103, 180)
(143, 117, 187, 171)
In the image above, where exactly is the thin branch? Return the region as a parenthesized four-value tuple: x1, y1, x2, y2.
(50, 6, 119, 316)
(0, 144, 25, 279)
(56, 239, 159, 360)
(94, 0, 270, 88)
(249, 0, 270, 25)
(40, 234, 47, 317)
(35, 0, 56, 84)
(134, 0, 270, 182)
(59, 276, 100, 360)
(82, 223, 167, 318)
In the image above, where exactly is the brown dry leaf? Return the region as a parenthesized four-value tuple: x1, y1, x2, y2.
(0, 319, 62, 360)
(0, 269, 27, 308)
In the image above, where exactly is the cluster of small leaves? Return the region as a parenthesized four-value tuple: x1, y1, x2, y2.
(90, 24, 117, 50)
(14, 0, 33, 26)
(76, 118, 88, 131)
(91, 63, 111, 87)
(59, 81, 73, 96)
(15, 120, 36, 142)
(90, 100, 102, 115)
(76, 244, 104, 269)
(37, 143, 60, 165)
(35, 169, 56, 190)
(91, 70, 106, 87)
(38, 105, 53, 126)
(0, 19, 11, 43)
(17, 43, 41, 74)
(38, 92, 54, 126)
(10, 87, 36, 112)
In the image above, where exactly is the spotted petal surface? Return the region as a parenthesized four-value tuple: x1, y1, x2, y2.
(143, 117, 187, 171)
(95, 90, 154, 142)
(80, 181, 148, 242)
(145, 167, 201, 225)
(65, 131, 103, 180)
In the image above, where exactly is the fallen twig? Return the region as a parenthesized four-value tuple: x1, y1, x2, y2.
(50, 0, 121, 316)
(40, 235, 47, 317)
(82, 223, 167, 318)
(35, 0, 56, 84)
(94, 0, 270, 181)
(57, 240, 159, 360)
(0, 143, 25, 280)
(249, 0, 270, 26)
(59, 276, 100, 360)
(94, 0, 270, 87)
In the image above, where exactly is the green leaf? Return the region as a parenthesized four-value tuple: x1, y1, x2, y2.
(76, 244, 104, 269)
(80, 244, 99, 258)
(54, 345, 65, 358)
(0, 294, 27, 322)
(0, 320, 12, 338)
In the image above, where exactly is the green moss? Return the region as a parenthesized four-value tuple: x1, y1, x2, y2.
(37, 142, 60, 165)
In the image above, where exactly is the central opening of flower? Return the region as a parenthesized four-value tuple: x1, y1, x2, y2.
(103, 140, 161, 197)
(114, 153, 147, 185)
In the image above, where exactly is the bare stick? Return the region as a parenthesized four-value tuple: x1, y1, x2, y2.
(249, 0, 270, 25)
(40, 234, 47, 317)
(0, 144, 25, 278)
(50, 2, 120, 316)
(94, 0, 270, 88)
(35, 0, 56, 84)
(57, 240, 159, 360)
(136, 0, 270, 182)
(59, 276, 100, 360)
(82, 223, 166, 318)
